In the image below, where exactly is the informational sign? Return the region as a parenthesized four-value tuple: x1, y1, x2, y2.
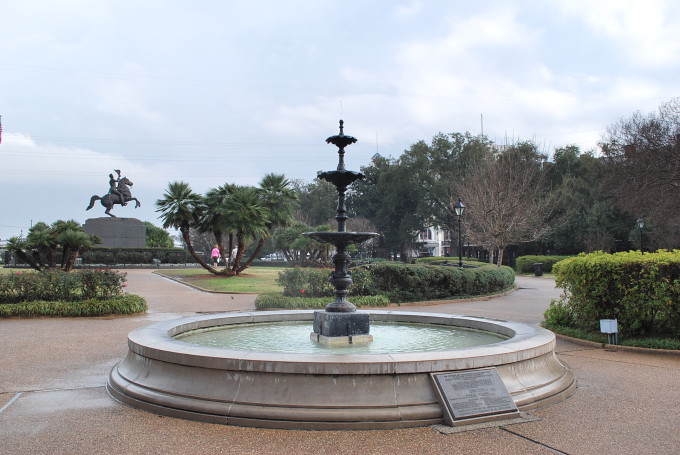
(431, 368, 519, 425)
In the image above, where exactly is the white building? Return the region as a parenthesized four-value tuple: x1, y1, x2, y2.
(416, 226, 453, 257)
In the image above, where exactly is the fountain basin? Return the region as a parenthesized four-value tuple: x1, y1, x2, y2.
(107, 310, 575, 430)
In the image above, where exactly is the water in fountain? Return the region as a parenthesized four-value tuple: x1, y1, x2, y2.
(174, 320, 509, 354)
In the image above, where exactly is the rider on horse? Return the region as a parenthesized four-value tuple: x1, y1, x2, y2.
(86, 170, 140, 217)
(108, 170, 127, 206)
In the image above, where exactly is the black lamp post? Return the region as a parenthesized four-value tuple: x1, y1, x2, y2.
(637, 217, 645, 253)
(454, 197, 465, 268)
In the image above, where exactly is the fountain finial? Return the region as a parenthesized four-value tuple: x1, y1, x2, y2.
(326, 120, 357, 171)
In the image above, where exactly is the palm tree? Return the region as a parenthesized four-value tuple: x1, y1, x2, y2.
(58, 229, 97, 272)
(51, 220, 87, 269)
(202, 183, 237, 271)
(155, 181, 212, 270)
(26, 222, 55, 269)
(6, 236, 39, 270)
(238, 173, 297, 272)
(7, 220, 99, 272)
(218, 185, 271, 274)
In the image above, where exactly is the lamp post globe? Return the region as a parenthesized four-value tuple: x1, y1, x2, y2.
(636, 217, 645, 253)
(454, 197, 465, 268)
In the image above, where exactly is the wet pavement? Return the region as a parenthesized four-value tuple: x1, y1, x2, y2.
(1, 270, 678, 454)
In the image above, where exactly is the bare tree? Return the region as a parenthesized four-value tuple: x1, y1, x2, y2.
(457, 144, 560, 266)
(600, 97, 680, 247)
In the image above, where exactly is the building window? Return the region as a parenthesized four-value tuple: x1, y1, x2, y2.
(419, 229, 433, 241)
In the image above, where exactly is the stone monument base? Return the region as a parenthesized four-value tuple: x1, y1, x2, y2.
(83, 218, 146, 248)
(312, 311, 372, 345)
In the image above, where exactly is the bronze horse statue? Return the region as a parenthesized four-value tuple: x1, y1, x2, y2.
(86, 176, 141, 217)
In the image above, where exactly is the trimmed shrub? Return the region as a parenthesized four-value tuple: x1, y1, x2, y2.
(362, 262, 515, 303)
(0, 294, 147, 317)
(250, 260, 292, 268)
(548, 250, 680, 338)
(0, 269, 126, 304)
(255, 293, 389, 310)
(277, 267, 377, 298)
(274, 263, 514, 305)
(515, 255, 573, 274)
(82, 247, 199, 265)
(415, 256, 479, 265)
(277, 268, 334, 297)
(350, 258, 391, 266)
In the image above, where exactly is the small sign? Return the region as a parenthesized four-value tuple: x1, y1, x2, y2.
(431, 368, 518, 425)
(600, 319, 618, 334)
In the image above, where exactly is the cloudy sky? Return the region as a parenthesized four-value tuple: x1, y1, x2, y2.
(1, 0, 678, 241)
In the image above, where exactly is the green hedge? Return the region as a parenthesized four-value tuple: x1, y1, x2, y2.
(250, 260, 292, 268)
(545, 250, 680, 338)
(82, 247, 198, 265)
(365, 262, 515, 303)
(255, 293, 390, 310)
(0, 269, 126, 303)
(515, 255, 573, 274)
(0, 294, 147, 317)
(276, 263, 515, 304)
(277, 267, 376, 298)
(415, 256, 480, 264)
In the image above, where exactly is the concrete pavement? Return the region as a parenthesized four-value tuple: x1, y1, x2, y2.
(1, 270, 678, 454)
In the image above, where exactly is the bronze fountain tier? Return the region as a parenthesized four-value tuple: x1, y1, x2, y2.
(303, 120, 378, 344)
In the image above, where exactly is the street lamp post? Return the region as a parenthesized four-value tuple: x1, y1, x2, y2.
(454, 197, 465, 268)
(637, 217, 645, 253)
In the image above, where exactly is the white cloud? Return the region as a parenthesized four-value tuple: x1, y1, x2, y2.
(392, 0, 423, 19)
(555, 0, 680, 67)
(92, 63, 166, 125)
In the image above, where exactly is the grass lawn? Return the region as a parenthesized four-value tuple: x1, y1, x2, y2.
(156, 267, 285, 293)
(0, 268, 35, 274)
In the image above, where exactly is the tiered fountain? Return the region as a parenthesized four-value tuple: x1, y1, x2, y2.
(304, 120, 378, 345)
(107, 121, 575, 430)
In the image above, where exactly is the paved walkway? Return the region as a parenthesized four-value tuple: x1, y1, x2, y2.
(1, 270, 678, 454)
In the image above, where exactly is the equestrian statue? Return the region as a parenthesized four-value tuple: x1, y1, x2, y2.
(86, 170, 141, 217)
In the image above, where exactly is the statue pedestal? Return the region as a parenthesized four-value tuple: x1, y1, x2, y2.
(83, 218, 146, 248)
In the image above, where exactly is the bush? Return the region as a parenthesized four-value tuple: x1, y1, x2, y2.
(277, 268, 334, 297)
(350, 258, 391, 267)
(255, 293, 389, 310)
(274, 263, 514, 305)
(0, 294, 147, 317)
(0, 269, 127, 304)
(277, 267, 377, 298)
(415, 256, 479, 265)
(362, 262, 515, 303)
(549, 250, 680, 338)
(82, 247, 198, 265)
(515, 255, 573, 274)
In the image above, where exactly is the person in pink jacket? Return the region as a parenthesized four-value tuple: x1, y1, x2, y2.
(211, 246, 220, 267)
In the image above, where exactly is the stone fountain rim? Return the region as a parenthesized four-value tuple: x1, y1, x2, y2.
(126, 310, 556, 375)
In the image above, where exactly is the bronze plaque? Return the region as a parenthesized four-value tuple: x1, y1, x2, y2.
(431, 368, 518, 424)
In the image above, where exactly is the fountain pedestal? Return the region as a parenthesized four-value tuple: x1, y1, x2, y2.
(303, 121, 378, 345)
(312, 311, 372, 344)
